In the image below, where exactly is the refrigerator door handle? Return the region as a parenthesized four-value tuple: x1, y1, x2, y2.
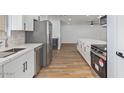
(116, 51, 124, 58)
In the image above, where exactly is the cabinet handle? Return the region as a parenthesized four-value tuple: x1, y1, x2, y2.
(23, 63, 25, 72)
(24, 23, 26, 30)
(116, 51, 124, 58)
(25, 61, 27, 70)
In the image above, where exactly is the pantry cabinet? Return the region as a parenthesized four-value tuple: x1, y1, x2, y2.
(3, 50, 34, 78)
(8, 15, 34, 31)
(23, 15, 34, 31)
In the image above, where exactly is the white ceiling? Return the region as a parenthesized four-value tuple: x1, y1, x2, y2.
(48, 15, 101, 25)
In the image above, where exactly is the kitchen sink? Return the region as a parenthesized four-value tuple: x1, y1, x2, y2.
(4, 48, 25, 53)
(0, 52, 15, 58)
(0, 48, 26, 58)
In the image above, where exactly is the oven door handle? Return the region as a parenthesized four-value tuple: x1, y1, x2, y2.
(116, 51, 124, 58)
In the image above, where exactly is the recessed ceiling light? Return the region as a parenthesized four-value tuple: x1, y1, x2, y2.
(90, 21, 94, 27)
(97, 15, 102, 19)
(69, 18, 72, 21)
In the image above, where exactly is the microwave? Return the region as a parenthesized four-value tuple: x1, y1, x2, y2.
(100, 15, 107, 26)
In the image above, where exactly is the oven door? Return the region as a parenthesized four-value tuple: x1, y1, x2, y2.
(91, 51, 107, 78)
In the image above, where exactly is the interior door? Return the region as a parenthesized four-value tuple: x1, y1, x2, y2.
(116, 16, 124, 77)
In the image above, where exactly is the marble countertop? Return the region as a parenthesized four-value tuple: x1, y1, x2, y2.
(0, 43, 43, 65)
(78, 38, 107, 44)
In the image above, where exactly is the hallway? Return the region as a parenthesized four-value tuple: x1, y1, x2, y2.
(37, 44, 97, 78)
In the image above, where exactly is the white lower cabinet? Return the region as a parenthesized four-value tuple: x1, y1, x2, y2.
(3, 50, 34, 78)
(77, 39, 106, 66)
(24, 50, 34, 78)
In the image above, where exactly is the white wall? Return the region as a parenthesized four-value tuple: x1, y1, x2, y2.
(50, 19, 61, 49)
(49, 18, 61, 50)
(61, 24, 107, 43)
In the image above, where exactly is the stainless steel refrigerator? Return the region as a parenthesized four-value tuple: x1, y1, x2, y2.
(25, 20, 52, 67)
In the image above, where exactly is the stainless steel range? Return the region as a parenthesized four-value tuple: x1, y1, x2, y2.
(91, 44, 107, 78)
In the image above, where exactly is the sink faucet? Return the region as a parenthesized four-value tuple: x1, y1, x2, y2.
(5, 38, 8, 47)
(0, 42, 2, 44)
(5, 31, 8, 47)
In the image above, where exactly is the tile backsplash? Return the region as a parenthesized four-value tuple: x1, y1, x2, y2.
(0, 31, 6, 48)
(8, 31, 25, 46)
(0, 31, 6, 40)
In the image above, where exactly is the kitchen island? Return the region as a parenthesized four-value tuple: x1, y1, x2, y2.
(77, 39, 106, 66)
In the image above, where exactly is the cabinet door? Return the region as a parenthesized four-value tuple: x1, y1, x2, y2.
(24, 50, 35, 78)
(3, 50, 35, 78)
(23, 15, 34, 31)
(10, 15, 24, 31)
(32, 15, 39, 20)
(85, 45, 91, 66)
(77, 40, 81, 52)
(0, 15, 5, 31)
(115, 16, 124, 77)
(3, 54, 26, 78)
(81, 42, 85, 56)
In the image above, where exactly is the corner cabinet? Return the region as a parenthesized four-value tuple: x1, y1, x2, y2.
(3, 50, 35, 78)
(8, 15, 34, 31)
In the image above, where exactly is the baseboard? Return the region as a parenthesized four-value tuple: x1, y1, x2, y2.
(61, 43, 77, 45)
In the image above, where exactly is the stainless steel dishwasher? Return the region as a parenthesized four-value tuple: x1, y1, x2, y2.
(34, 44, 44, 75)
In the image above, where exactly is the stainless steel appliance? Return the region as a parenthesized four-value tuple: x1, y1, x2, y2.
(100, 15, 107, 25)
(100, 15, 107, 28)
(91, 44, 107, 78)
(34, 45, 44, 75)
(25, 20, 52, 67)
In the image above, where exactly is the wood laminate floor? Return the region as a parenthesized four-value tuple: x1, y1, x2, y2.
(36, 44, 97, 78)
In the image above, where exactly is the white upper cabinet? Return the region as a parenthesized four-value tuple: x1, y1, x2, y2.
(23, 15, 34, 31)
(32, 15, 39, 20)
(11, 15, 24, 31)
(8, 15, 34, 31)
(0, 15, 5, 32)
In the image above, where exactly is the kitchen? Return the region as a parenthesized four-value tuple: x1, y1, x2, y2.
(0, 15, 123, 78)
